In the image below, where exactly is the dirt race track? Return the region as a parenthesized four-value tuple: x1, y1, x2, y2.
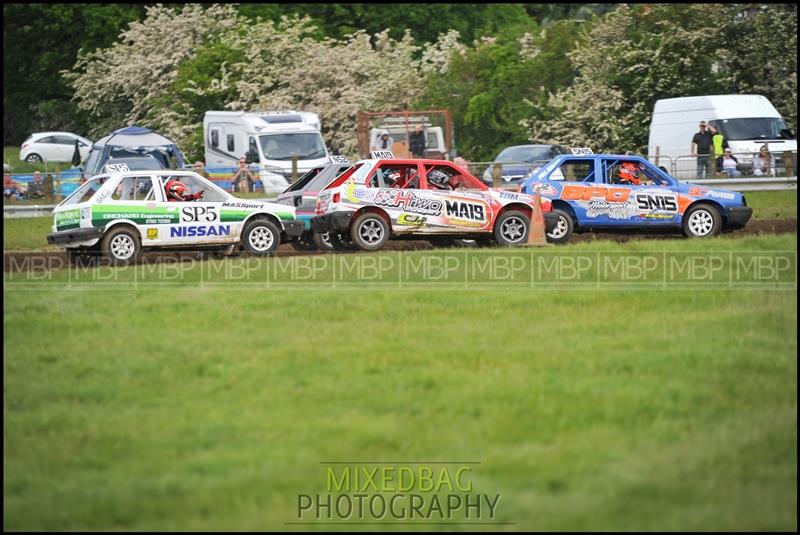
(4, 218, 796, 273)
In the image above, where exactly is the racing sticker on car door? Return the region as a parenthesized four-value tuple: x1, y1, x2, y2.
(440, 194, 492, 229)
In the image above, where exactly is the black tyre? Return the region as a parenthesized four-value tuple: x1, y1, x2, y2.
(328, 231, 359, 252)
(351, 213, 390, 251)
(241, 218, 281, 255)
(682, 204, 721, 238)
(313, 232, 336, 252)
(290, 231, 319, 252)
(100, 226, 140, 265)
(494, 210, 530, 246)
(24, 153, 43, 164)
(546, 209, 574, 244)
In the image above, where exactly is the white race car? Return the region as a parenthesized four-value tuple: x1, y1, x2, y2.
(47, 167, 303, 265)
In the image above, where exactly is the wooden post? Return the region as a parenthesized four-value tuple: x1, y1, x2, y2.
(654, 146, 660, 168)
(55, 170, 62, 201)
(783, 151, 794, 177)
(291, 154, 298, 182)
(492, 163, 502, 188)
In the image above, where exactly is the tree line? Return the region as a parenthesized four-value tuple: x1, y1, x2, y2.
(4, 3, 796, 163)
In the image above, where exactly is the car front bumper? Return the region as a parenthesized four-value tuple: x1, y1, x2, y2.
(311, 211, 356, 234)
(724, 206, 753, 230)
(47, 227, 104, 247)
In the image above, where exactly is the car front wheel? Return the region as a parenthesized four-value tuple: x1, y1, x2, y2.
(101, 226, 140, 266)
(546, 209, 574, 244)
(242, 218, 281, 255)
(682, 204, 721, 238)
(494, 210, 530, 246)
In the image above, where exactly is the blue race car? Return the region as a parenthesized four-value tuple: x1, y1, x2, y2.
(520, 153, 753, 243)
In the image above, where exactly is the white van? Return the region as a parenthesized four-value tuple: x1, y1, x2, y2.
(203, 111, 330, 191)
(648, 95, 796, 178)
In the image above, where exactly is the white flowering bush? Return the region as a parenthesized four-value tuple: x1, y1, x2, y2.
(64, 4, 459, 159)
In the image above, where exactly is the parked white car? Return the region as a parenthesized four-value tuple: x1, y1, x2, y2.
(20, 132, 92, 164)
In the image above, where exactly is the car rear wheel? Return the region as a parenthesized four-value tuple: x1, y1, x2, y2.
(101, 226, 140, 266)
(313, 232, 336, 252)
(242, 218, 281, 255)
(351, 213, 390, 251)
(494, 210, 530, 246)
(329, 231, 359, 252)
(290, 231, 318, 252)
(682, 204, 721, 238)
(546, 209, 574, 244)
(25, 153, 43, 163)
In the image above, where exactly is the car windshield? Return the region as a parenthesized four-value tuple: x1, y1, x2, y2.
(258, 133, 327, 160)
(497, 146, 554, 163)
(60, 178, 103, 206)
(711, 117, 794, 141)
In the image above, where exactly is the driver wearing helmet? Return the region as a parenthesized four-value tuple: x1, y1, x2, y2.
(427, 169, 451, 190)
(164, 177, 204, 202)
(618, 162, 642, 185)
(384, 170, 402, 187)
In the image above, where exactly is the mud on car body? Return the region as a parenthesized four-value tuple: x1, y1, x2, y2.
(47, 168, 303, 265)
(520, 152, 752, 241)
(310, 151, 560, 251)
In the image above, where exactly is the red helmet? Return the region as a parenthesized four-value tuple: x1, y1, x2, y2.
(167, 179, 189, 201)
(618, 162, 641, 185)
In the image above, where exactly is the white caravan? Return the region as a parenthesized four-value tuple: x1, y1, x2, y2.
(203, 111, 330, 191)
(648, 94, 796, 177)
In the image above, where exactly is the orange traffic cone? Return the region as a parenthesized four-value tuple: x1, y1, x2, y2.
(524, 188, 549, 246)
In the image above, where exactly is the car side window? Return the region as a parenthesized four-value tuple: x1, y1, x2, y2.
(550, 160, 595, 182)
(368, 164, 418, 188)
(38, 136, 55, 144)
(110, 176, 154, 201)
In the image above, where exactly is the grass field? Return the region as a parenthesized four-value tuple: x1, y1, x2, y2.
(3, 235, 797, 531)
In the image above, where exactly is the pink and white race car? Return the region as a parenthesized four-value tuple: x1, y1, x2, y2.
(311, 152, 558, 251)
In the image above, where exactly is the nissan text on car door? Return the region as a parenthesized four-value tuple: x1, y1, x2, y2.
(47, 164, 303, 265)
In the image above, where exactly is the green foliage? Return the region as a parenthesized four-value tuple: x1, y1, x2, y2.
(237, 3, 530, 45)
(2, 4, 145, 145)
(420, 19, 582, 161)
(525, 3, 798, 153)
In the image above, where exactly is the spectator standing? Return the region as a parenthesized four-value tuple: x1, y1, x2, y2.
(409, 124, 427, 158)
(231, 157, 256, 193)
(709, 125, 729, 159)
(752, 144, 776, 176)
(193, 161, 210, 180)
(372, 131, 394, 152)
(691, 120, 714, 179)
(28, 171, 46, 199)
(716, 148, 741, 177)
